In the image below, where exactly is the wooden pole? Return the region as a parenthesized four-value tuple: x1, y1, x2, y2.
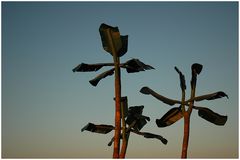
(100, 26, 122, 158)
(113, 56, 121, 158)
(103, 29, 122, 158)
(181, 70, 197, 158)
(181, 113, 190, 158)
(120, 97, 128, 158)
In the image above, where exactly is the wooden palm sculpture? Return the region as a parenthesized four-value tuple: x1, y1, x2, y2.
(81, 97, 167, 157)
(73, 23, 154, 158)
(140, 63, 228, 158)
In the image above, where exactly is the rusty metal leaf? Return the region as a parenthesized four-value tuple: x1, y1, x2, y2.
(72, 63, 103, 72)
(89, 68, 114, 86)
(134, 119, 147, 131)
(126, 106, 149, 131)
(194, 92, 228, 101)
(128, 105, 144, 115)
(191, 63, 203, 75)
(140, 87, 179, 106)
(126, 106, 144, 129)
(123, 59, 155, 73)
(81, 123, 114, 134)
(72, 63, 114, 72)
(156, 106, 183, 127)
(191, 63, 203, 88)
(175, 66, 186, 90)
(197, 107, 227, 126)
(142, 132, 168, 144)
(99, 23, 123, 56)
(131, 130, 168, 144)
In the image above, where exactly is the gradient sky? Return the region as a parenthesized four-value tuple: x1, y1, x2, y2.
(2, 2, 238, 158)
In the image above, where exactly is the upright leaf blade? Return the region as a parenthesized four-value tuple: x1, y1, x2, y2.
(175, 66, 186, 90)
(197, 107, 227, 126)
(191, 63, 203, 88)
(191, 63, 203, 75)
(99, 23, 123, 56)
(156, 106, 183, 127)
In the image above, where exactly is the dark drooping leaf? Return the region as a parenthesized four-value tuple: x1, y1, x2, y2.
(126, 115, 149, 131)
(134, 114, 150, 121)
(156, 106, 183, 127)
(197, 107, 227, 126)
(194, 91, 228, 101)
(142, 132, 168, 145)
(134, 119, 147, 131)
(99, 23, 128, 57)
(126, 105, 149, 131)
(191, 63, 203, 75)
(81, 123, 115, 134)
(131, 130, 168, 145)
(128, 105, 144, 115)
(123, 59, 154, 73)
(174, 66, 186, 90)
(89, 68, 114, 86)
(72, 63, 104, 72)
(140, 87, 179, 106)
(125, 115, 139, 127)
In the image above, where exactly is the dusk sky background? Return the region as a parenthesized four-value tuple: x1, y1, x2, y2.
(2, 2, 238, 158)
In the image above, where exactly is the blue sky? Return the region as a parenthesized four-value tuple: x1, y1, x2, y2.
(2, 2, 238, 158)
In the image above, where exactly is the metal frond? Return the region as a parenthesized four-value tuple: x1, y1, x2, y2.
(89, 68, 115, 86)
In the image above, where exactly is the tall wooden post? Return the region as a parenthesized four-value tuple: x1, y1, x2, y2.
(120, 97, 128, 158)
(181, 66, 197, 158)
(103, 28, 122, 158)
(113, 56, 121, 158)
